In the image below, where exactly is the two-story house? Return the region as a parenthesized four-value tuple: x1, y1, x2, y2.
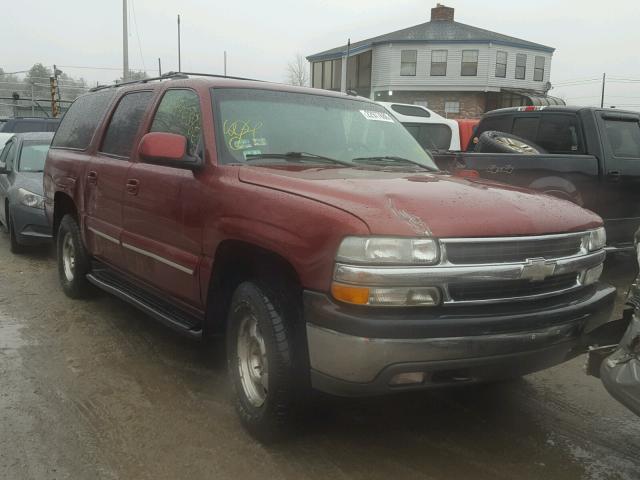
(307, 3, 564, 118)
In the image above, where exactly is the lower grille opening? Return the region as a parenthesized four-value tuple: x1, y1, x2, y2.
(448, 273, 579, 302)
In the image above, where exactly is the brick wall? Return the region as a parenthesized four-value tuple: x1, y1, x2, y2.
(376, 91, 486, 118)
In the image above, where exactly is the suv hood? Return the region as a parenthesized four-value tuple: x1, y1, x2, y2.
(238, 166, 602, 238)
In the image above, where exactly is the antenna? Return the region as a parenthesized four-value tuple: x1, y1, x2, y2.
(345, 38, 351, 92)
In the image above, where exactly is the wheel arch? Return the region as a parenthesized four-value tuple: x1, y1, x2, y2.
(52, 192, 78, 238)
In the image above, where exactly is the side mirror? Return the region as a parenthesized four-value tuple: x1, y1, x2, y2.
(138, 132, 202, 170)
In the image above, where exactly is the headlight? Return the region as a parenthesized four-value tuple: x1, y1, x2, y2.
(17, 188, 45, 210)
(588, 227, 606, 251)
(336, 236, 439, 265)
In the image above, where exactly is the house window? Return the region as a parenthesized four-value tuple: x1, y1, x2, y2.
(400, 50, 417, 76)
(346, 51, 372, 97)
(312, 60, 342, 90)
(332, 59, 342, 90)
(515, 54, 527, 80)
(430, 50, 447, 76)
(323, 60, 332, 89)
(312, 62, 322, 88)
(445, 101, 460, 115)
(496, 51, 507, 78)
(534, 56, 545, 81)
(461, 50, 479, 76)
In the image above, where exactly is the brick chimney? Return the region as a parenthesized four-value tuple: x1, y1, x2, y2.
(431, 3, 454, 22)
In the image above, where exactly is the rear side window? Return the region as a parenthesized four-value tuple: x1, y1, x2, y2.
(150, 89, 202, 156)
(604, 119, 640, 159)
(536, 114, 583, 153)
(51, 90, 115, 150)
(475, 115, 512, 138)
(101, 91, 154, 157)
(512, 117, 539, 142)
(391, 104, 430, 118)
(404, 123, 452, 150)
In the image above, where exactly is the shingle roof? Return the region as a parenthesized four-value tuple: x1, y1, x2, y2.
(307, 20, 554, 61)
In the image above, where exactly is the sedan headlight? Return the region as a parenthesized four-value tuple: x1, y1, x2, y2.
(336, 236, 439, 265)
(588, 227, 607, 251)
(17, 188, 45, 210)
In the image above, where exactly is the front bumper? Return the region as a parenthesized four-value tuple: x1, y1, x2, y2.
(305, 284, 617, 396)
(10, 204, 52, 245)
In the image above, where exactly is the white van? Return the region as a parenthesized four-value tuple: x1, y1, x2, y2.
(378, 102, 461, 151)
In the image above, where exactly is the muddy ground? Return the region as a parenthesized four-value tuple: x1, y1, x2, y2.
(0, 233, 639, 480)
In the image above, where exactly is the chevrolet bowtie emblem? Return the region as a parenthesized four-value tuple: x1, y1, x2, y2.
(521, 258, 556, 282)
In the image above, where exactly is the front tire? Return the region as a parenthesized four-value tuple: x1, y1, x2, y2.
(57, 214, 92, 299)
(226, 281, 303, 442)
(8, 213, 25, 254)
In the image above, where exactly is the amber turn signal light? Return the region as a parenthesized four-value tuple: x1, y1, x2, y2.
(331, 283, 370, 305)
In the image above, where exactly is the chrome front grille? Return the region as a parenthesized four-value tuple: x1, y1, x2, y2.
(444, 235, 584, 265)
(448, 273, 580, 303)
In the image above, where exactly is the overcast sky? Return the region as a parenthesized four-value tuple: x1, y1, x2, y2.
(1, 0, 639, 109)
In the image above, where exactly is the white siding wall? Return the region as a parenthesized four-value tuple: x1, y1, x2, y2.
(371, 42, 552, 93)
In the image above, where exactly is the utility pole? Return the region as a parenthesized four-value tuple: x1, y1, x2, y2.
(224, 51, 227, 76)
(49, 76, 58, 118)
(601, 73, 606, 108)
(123, 0, 129, 81)
(177, 14, 182, 72)
(158, 58, 162, 76)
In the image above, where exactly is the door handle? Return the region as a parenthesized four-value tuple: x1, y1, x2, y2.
(126, 179, 139, 195)
(607, 171, 621, 182)
(87, 170, 98, 184)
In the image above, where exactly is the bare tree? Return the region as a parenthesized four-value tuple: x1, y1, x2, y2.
(286, 54, 309, 87)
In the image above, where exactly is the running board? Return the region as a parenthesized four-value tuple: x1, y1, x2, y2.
(86, 269, 203, 339)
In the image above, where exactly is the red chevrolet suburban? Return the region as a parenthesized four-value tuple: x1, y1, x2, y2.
(44, 73, 617, 439)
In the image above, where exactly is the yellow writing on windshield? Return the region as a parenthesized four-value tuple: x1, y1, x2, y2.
(224, 119, 264, 151)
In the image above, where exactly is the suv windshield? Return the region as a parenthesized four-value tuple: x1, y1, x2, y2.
(212, 88, 438, 170)
(18, 141, 50, 172)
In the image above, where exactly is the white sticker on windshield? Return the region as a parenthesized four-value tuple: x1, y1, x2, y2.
(360, 110, 395, 123)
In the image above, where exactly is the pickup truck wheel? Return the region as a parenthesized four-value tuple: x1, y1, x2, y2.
(227, 281, 300, 442)
(475, 131, 546, 155)
(57, 215, 92, 299)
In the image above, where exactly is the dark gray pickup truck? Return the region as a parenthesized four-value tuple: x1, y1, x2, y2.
(433, 106, 640, 250)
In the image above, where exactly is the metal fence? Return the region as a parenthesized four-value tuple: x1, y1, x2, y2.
(0, 97, 74, 119)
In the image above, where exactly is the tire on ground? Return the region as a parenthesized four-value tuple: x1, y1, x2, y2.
(226, 280, 307, 442)
(475, 130, 546, 155)
(8, 212, 25, 254)
(57, 214, 92, 299)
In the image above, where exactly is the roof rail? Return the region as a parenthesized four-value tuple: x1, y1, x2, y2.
(89, 71, 189, 92)
(178, 72, 264, 83)
(89, 71, 264, 93)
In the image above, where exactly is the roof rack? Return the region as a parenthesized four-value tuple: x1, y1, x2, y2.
(89, 71, 263, 92)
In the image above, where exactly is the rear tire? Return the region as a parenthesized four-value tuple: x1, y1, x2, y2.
(8, 212, 25, 254)
(475, 131, 546, 155)
(57, 214, 92, 299)
(226, 281, 305, 442)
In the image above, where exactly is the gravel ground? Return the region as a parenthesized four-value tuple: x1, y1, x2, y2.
(0, 233, 639, 480)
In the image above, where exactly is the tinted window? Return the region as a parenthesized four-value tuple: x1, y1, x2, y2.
(150, 89, 202, 157)
(536, 114, 583, 153)
(512, 117, 539, 141)
(51, 90, 116, 150)
(18, 141, 50, 172)
(391, 104, 430, 118)
(404, 123, 452, 151)
(101, 91, 154, 157)
(475, 115, 513, 138)
(605, 120, 640, 158)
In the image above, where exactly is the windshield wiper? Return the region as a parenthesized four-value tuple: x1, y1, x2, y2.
(245, 152, 352, 167)
(352, 156, 438, 172)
